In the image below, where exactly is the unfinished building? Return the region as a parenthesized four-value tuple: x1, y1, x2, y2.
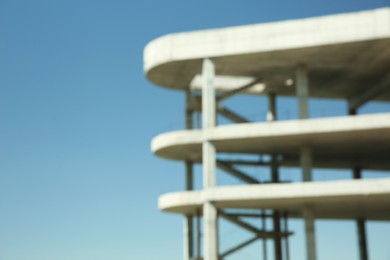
(144, 8, 390, 260)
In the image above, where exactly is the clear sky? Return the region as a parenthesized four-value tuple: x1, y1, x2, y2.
(0, 1, 389, 260)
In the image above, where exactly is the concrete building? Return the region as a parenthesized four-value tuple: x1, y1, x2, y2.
(144, 8, 390, 260)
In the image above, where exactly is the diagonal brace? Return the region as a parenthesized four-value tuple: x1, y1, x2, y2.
(217, 161, 259, 184)
(219, 210, 263, 234)
(217, 105, 250, 123)
(219, 210, 293, 239)
(187, 97, 253, 125)
(221, 235, 260, 258)
(348, 73, 390, 113)
(188, 97, 252, 124)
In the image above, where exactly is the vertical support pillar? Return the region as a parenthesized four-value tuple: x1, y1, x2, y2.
(272, 207, 282, 260)
(184, 215, 194, 260)
(296, 65, 312, 182)
(202, 58, 218, 260)
(271, 155, 282, 260)
(202, 58, 216, 129)
(186, 89, 194, 130)
(296, 65, 316, 260)
(301, 145, 313, 182)
(184, 88, 195, 260)
(349, 108, 357, 116)
(262, 211, 268, 260)
(197, 209, 202, 259)
(349, 105, 369, 260)
(184, 162, 194, 260)
(353, 168, 369, 260)
(268, 93, 282, 260)
(283, 211, 290, 260)
(296, 65, 309, 120)
(303, 208, 317, 260)
(267, 93, 277, 122)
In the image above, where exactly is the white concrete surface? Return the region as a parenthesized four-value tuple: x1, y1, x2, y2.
(144, 8, 390, 100)
(190, 75, 266, 95)
(201, 58, 219, 260)
(152, 113, 390, 170)
(159, 178, 390, 220)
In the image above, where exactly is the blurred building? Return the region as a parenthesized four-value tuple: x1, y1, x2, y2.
(144, 8, 390, 260)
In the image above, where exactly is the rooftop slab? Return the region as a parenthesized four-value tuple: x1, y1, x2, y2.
(144, 8, 390, 100)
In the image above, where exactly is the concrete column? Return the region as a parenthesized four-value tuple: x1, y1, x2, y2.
(273, 210, 282, 260)
(268, 93, 282, 260)
(202, 58, 216, 189)
(184, 216, 194, 260)
(186, 89, 194, 130)
(203, 141, 216, 188)
(184, 89, 195, 260)
(283, 211, 290, 260)
(202, 58, 218, 260)
(204, 200, 218, 260)
(353, 168, 369, 260)
(197, 210, 202, 259)
(303, 208, 317, 260)
(349, 108, 368, 260)
(296, 65, 316, 260)
(296, 65, 309, 119)
(262, 211, 268, 260)
(271, 156, 282, 260)
(301, 148, 315, 260)
(202, 58, 216, 129)
(184, 162, 194, 260)
(267, 93, 277, 122)
(297, 65, 312, 182)
(301, 145, 313, 182)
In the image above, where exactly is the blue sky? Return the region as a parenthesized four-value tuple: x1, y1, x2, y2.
(0, 1, 389, 260)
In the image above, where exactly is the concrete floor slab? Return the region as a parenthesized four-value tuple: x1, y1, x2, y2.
(159, 178, 390, 220)
(152, 113, 390, 170)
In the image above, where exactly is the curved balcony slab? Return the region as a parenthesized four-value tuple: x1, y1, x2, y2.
(152, 113, 390, 170)
(159, 178, 390, 221)
(144, 8, 390, 100)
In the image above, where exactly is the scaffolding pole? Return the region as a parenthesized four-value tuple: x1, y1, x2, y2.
(353, 167, 369, 260)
